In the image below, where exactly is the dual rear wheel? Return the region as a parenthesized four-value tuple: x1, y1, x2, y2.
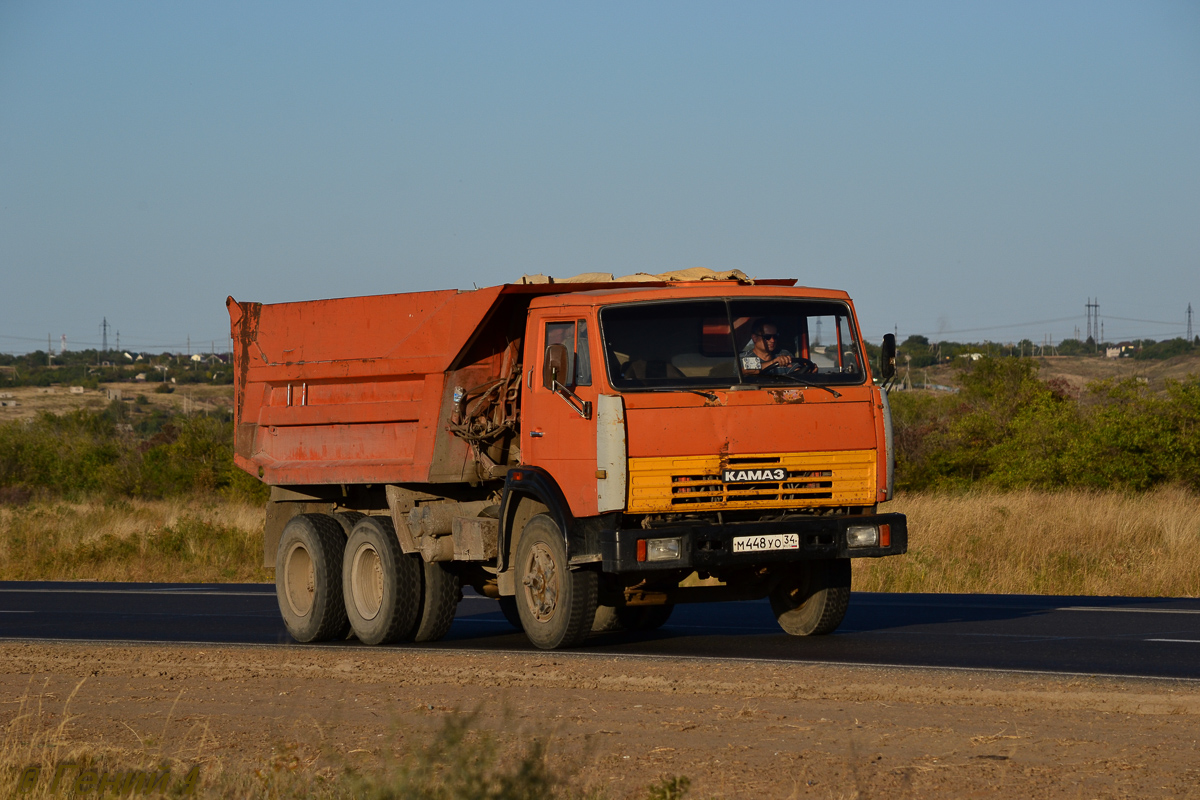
(275, 513, 459, 645)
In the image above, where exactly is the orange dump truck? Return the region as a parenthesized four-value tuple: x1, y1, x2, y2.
(227, 270, 906, 650)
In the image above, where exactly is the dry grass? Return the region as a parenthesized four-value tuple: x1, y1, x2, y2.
(0, 678, 207, 798)
(0, 497, 268, 583)
(0, 681, 612, 799)
(858, 486, 1200, 596)
(2, 489, 1198, 596)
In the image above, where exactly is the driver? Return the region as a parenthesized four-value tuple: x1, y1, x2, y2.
(741, 319, 815, 375)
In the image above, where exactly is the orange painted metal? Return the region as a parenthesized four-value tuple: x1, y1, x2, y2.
(229, 279, 887, 517)
(520, 285, 883, 517)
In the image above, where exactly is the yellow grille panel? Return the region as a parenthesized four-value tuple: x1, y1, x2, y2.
(627, 450, 877, 513)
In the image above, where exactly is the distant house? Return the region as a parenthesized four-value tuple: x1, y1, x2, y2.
(134, 373, 147, 382)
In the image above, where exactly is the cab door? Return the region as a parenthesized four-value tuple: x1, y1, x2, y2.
(521, 315, 600, 517)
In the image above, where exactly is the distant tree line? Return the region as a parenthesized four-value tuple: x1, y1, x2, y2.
(0, 349, 233, 388)
(891, 334, 1198, 369)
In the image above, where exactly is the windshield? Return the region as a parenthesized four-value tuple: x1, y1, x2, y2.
(601, 299, 865, 391)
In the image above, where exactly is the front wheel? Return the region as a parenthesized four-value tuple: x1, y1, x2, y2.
(769, 559, 851, 636)
(515, 515, 597, 650)
(497, 596, 522, 630)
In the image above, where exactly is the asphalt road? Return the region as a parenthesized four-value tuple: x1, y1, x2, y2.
(3, 581, 1200, 680)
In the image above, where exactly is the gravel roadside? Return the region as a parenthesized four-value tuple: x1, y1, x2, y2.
(3, 642, 1198, 798)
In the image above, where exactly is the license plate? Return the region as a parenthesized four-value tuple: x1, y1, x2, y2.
(732, 533, 800, 553)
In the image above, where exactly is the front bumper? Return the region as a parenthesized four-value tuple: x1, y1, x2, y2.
(599, 513, 907, 573)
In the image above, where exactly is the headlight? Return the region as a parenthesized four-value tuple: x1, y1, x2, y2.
(846, 525, 879, 548)
(643, 538, 681, 561)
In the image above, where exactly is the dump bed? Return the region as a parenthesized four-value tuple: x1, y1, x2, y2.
(227, 272, 771, 486)
(227, 287, 505, 486)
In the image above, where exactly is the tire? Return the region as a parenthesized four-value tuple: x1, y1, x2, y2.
(497, 596, 522, 630)
(331, 511, 366, 536)
(769, 559, 851, 636)
(591, 605, 623, 633)
(276, 514, 351, 643)
(342, 516, 422, 645)
(515, 515, 597, 650)
(411, 561, 460, 643)
(592, 603, 675, 633)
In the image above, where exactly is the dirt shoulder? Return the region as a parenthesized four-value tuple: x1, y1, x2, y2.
(3, 642, 1198, 798)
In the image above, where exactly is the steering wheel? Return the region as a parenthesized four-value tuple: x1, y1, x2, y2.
(785, 358, 818, 375)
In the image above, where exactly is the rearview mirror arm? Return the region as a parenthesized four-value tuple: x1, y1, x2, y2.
(551, 379, 592, 419)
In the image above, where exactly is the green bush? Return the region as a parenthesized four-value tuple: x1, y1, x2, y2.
(0, 404, 267, 502)
(1134, 337, 1194, 360)
(890, 359, 1200, 493)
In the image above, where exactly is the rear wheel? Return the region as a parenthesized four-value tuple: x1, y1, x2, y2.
(592, 603, 675, 633)
(412, 561, 460, 642)
(343, 516, 422, 645)
(769, 559, 851, 636)
(276, 514, 350, 643)
(515, 515, 597, 650)
(331, 510, 365, 536)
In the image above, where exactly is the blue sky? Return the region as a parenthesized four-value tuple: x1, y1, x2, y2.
(1, 1, 1197, 353)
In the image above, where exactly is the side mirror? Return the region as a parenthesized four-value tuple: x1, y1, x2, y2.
(543, 343, 572, 390)
(880, 334, 897, 380)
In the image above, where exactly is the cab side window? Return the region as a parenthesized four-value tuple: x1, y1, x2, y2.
(576, 320, 591, 386)
(544, 320, 591, 387)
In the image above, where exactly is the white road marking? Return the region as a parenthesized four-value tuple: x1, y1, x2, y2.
(855, 599, 1200, 615)
(1060, 607, 1200, 615)
(0, 588, 497, 599)
(0, 637, 1196, 684)
(1145, 638, 1200, 644)
(0, 589, 270, 597)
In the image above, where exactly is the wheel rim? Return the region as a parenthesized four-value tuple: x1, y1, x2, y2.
(283, 542, 315, 618)
(351, 542, 384, 621)
(521, 542, 560, 623)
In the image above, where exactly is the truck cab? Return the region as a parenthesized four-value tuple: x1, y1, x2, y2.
(500, 283, 905, 647)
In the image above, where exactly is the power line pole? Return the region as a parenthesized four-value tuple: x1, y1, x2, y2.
(101, 317, 109, 353)
(1085, 298, 1100, 348)
(1188, 303, 1194, 343)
